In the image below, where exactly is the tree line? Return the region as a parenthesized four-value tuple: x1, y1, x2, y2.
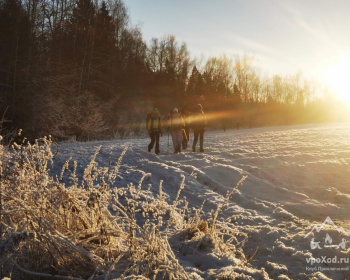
(0, 0, 348, 141)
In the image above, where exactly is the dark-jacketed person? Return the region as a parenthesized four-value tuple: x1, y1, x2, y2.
(191, 104, 207, 152)
(146, 108, 162, 155)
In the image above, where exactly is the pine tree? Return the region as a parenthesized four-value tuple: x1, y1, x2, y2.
(69, 0, 96, 93)
(186, 66, 204, 96)
(0, 0, 31, 126)
(92, 1, 115, 99)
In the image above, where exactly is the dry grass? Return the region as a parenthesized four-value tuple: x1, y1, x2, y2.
(0, 135, 248, 279)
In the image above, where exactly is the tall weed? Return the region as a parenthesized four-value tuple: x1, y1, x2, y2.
(0, 136, 247, 279)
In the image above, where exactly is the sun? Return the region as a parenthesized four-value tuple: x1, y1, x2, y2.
(322, 56, 350, 104)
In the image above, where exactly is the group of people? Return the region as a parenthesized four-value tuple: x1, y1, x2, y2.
(146, 104, 207, 155)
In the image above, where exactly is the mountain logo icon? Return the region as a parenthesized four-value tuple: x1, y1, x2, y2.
(304, 216, 349, 238)
(304, 217, 349, 250)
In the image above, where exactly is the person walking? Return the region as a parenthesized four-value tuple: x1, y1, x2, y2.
(191, 104, 207, 152)
(180, 105, 191, 149)
(169, 107, 184, 153)
(146, 108, 162, 155)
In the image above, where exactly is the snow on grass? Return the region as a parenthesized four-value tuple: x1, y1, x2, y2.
(1, 122, 350, 279)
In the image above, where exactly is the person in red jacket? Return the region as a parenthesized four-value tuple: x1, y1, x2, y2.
(146, 108, 162, 155)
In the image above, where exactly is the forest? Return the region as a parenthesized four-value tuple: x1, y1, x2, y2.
(0, 0, 349, 141)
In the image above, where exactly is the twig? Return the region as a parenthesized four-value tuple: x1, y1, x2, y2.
(12, 260, 85, 280)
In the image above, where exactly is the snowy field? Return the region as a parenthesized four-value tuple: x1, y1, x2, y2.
(53, 122, 350, 279)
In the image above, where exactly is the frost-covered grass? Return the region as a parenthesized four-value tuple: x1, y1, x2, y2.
(1, 123, 350, 279)
(0, 136, 256, 279)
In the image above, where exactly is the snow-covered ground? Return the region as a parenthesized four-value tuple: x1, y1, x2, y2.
(53, 122, 350, 279)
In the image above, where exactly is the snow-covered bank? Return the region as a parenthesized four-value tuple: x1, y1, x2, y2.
(49, 122, 350, 279)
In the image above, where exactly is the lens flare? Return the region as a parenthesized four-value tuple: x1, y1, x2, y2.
(322, 56, 350, 104)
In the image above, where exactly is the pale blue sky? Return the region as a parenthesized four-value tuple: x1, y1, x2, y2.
(124, 0, 350, 100)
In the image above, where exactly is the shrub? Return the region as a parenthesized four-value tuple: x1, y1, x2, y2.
(0, 136, 246, 279)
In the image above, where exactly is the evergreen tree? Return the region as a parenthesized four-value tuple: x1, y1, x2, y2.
(92, 1, 115, 99)
(0, 0, 31, 126)
(233, 83, 242, 103)
(187, 66, 204, 96)
(69, 0, 96, 93)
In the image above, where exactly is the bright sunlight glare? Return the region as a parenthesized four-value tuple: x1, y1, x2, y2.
(322, 56, 350, 104)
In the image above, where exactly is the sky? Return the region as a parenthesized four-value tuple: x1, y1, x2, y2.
(124, 0, 350, 103)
